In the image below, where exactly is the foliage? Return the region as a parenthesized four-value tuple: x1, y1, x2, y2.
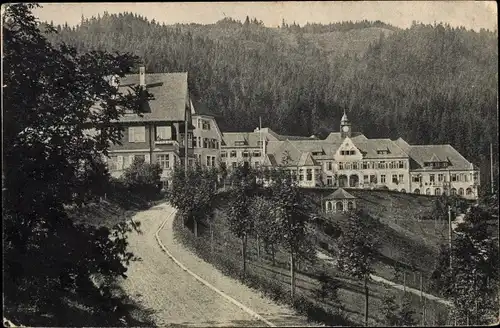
(45, 13, 498, 187)
(170, 163, 218, 226)
(269, 169, 317, 263)
(250, 196, 282, 256)
(3, 4, 150, 325)
(121, 157, 162, 199)
(430, 206, 499, 325)
(336, 210, 379, 279)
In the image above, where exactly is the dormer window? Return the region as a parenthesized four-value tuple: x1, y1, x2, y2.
(376, 149, 390, 155)
(235, 140, 247, 146)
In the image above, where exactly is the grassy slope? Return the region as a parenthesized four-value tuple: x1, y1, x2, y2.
(178, 189, 451, 326)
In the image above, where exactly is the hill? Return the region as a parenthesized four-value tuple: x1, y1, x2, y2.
(176, 188, 455, 325)
(43, 13, 498, 192)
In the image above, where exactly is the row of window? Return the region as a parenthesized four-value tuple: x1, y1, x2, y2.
(339, 150, 356, 156)
(197, 119, 211, 130)
(424, 161, 449, 169)
(413, 187, 474, 196)
(108, 154, 174, 170)
(337, 160, 406, 170)
(411, 172, 478, 183)
(221, 150, 262, 158)
(222, 161, 261, 169)
(129, 126, 176, 143)
(195, 137, 219, 149)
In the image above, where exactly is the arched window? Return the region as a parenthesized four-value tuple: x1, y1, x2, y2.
(426, 188, 431, 195)
(435, 188, 441, 196)
(466, 188, 473, 196)
(450, 188, 457, 196)
(400, 189, 406, 193)
(327, 201, 333, 212)
(414, 188, 420, 194)
(336, 201, 343, 212)
(347, 201, 354, 210)
(458, 188, 464, 196)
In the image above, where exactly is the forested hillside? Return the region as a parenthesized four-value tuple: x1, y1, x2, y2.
(45, 13, 498, 192)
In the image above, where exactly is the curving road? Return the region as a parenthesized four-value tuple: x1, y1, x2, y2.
(119, 203, 311, 327)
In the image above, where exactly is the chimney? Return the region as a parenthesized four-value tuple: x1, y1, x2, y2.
(139, 66, 146, 87)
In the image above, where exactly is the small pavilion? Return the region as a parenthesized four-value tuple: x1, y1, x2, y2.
(324, 188, 357, 213)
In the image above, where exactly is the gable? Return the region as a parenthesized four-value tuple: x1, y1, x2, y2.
(334, 137, 363, 161)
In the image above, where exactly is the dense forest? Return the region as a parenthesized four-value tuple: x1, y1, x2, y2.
(44, 12, 498, 193)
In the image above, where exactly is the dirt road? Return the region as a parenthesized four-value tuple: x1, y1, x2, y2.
(120, 203, 311, 327)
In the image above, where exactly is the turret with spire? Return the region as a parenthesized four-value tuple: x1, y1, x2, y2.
(340, 108, 352, 138)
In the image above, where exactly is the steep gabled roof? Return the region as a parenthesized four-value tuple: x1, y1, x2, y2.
(407, 145, 474, 170)
(297, 152, 318, 166)
(351, 138, 408, 159)
(112, 72, 189, 122)
(394, 137, 411, 154)
(325, 188, 357, 200)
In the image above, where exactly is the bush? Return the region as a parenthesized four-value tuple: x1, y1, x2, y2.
(121, 157, 162, 200)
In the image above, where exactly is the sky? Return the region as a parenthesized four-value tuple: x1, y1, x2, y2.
(32, 1, 497, 32)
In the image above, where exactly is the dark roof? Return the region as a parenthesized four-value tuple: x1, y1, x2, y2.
(407, 145, 474, 170)
(111, 72, 189, 122)
(351, 138, 408, 159)
(325, 188, 357, 200)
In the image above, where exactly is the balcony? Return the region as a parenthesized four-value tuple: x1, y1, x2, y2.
(155, 139, 179, 146)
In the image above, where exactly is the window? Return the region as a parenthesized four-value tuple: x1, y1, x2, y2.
(156, 126, 172, 140)
(398, 161, 404, 169)
(363, 175, 369, 184)
(235, 141, 246, 146)
(399, 174, 404, 183)
(197, 137, 201, 147)
(230, 150, 237, 158)
(438, 174, 444, 182)
(458, 188, 464, 196)
(203, 138, 208, 148)
(202, 120, 211, 130)
(345, 163, 351, 170)
(197, 119, 201, 129)
(464, 174, 468, 182)
(362, 162, 368, 170)
(350, 150, 355, 155)
(459, 173, 465, 182)
(299, 169, 304, 181)
(221, 151, 227, 158)
(128, 126, 146, 142)
(451, 174, 457, 182)
(211, 157, 215, 167)
(340, 150, 346, 156)
(392, 175, 398, 183)
(352, 162, 358, 170)
(435, 188, 441, 196)
(389, 162, 394, 169)
(466, 188, 473, 195)
(306, 169, 313, 181)
(412, 175, 420, 183)
(381, 175, 386, 183)
(157, 154, 170, 169)
(430, 174, 435, 183)
(338, 162, 343, 170)
(253, 150, 261, 157)
(327, 162, 333, 171)
(327, 176, 333, 185)
(370, 175, 377, 184)
(242, 151, 250, 158)
(378, 161, 385, 169)
(206, 156, 211, 166)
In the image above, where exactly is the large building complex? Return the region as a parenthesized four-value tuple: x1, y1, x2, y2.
(100, 69, 480, 199)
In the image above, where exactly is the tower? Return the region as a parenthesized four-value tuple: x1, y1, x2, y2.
(340, 109, 352, 138)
